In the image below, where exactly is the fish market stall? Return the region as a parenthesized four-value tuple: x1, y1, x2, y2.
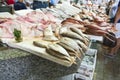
(0, 11, 89, 80)
(0, 7, 91, 67)
(0, 3, 111, 80)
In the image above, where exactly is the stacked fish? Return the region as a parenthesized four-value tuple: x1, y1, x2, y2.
(33, 24, 91, 65)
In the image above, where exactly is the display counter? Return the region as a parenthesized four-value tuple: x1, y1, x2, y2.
(0, 47, 81, 80)
(0, 44, 97, 80)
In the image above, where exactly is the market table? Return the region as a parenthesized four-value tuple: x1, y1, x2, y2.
(0, 34, 99, 80)
(0, 7, 100, 80)
(0, 47, 81, 80)
(0, 45, 97, 80)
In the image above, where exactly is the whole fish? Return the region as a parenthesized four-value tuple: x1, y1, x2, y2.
(75, 40, 88, 54)
(33, 40, 50, 48)
(58, 42, 78, 57)
(58, 37, 84, 58)
(46, 48, 72, 62)
(47, 43, 70, 57)
(46, 43, 73, 62)
(69, 27, 86, 39)
(60, 30, 85, 43)
(43, 25, 58, 41)
(69, 27, 90, 45)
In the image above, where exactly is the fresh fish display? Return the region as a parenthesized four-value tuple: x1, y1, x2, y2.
(1, 6, 94, 67)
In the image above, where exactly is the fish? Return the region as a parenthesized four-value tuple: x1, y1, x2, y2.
(54, 25, 61, 39)
(58, 42, 78, 57)
(46, 48, 72, 62)
(60, 30, 85, 43)
(46, 43, 73, 62)
(58, 37, 84, 58)
(43, 25, 58, 41)
(69, 27, 90, 45)
(82, 33, 91, 41)
(47, 43, 70, 57)
(33, 40, 50, 48)
(75, 40, 88, 53)
(69, 27, 85, 39)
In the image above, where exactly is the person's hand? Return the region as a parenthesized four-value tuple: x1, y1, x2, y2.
(111, 24, 117, 32)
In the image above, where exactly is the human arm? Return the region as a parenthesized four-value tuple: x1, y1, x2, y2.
(114, 6, 120, 26)
(111, 1, 120, 31)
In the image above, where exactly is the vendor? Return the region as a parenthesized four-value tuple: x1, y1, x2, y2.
(109, 0, 119, 23)
(32, 0, 49, 10)
(106, 0, 120, 58)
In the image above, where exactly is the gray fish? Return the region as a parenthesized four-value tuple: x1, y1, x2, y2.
(69, 27, 85, 38)
(60, 30, 85, 43)
(58, 37, 84, 58)
(57, 42, 78, 56)
(75, 40, 88, 53)
(69, 27, 90, 45)
(46, 43, 73, 62)
(33, 41, 48, 48)
(47, 43, 70, 57)
(46, 48, 72, 62)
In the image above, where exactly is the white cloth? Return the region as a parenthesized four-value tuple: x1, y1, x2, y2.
(115, 23, 120, 38)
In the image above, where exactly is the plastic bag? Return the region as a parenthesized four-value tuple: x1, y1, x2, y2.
(103, 31, 117, 48)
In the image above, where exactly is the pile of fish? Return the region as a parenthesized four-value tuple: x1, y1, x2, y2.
(33, 25, 91, 65)
(61, 9, 111, 37)
(0, 4, 111, 66)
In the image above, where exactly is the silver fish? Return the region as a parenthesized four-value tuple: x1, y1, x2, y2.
(58, 37, 84, 58)
(46, 43, 73, 62)
(69, 27, 90, 45)
(46, 48, 72, 62)
(58, 42, 78, 57)
(47, 43, 70, 57)
(75, 40, 88, 53)
(60, 30, 85, 43)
